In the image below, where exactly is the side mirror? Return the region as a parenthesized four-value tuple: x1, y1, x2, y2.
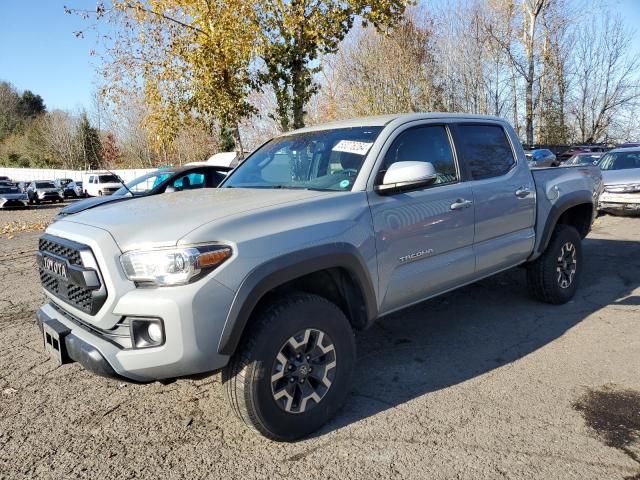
(375, 161, 438, 195)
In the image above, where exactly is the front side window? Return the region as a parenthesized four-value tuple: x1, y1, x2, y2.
(173, 173, 205, 190)
(223, 127, 383, 191)
(380, 125, 458, 186)
(456, 125, 515, 180)
(598, 151, 640, 171)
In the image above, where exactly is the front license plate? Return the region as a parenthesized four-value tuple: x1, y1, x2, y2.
(42, 319, 71, 365)
(42, 254, 68, 280)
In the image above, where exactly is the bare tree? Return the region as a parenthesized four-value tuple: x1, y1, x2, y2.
(329, 13, 442, 118)
(571, 14, 640, 143)
(38, 111, 82, 169)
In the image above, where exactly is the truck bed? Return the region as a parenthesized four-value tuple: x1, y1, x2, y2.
(529, 165, 602, 259)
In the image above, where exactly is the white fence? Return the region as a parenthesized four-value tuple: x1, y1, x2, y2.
(0, 167, 155, 184)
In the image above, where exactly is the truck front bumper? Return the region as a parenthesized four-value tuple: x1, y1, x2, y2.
(35, 275, 236, 383)
(36, 308, 134, 382)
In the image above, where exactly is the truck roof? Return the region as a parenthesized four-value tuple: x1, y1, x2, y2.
(287, 112, 507, 135)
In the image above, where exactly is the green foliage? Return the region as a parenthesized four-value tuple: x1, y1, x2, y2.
(257, 0, 410, 130)
(0, 81, 49, 167)
(78, 112, 103, 169)
(19, 90, 46, 118)
(218, 125, 237, 152)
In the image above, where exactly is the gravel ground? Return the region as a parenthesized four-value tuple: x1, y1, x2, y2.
(1, 205, 639, 479)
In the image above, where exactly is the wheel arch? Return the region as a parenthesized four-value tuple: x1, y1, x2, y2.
(217, 244, 378, 356)
(532, 191, 594, 260)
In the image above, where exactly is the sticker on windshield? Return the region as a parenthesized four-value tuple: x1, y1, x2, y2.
(332, 140, 373, 155)
(339, 180, 350, 188)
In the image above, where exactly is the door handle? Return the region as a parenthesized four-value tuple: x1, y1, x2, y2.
(450, 198, 473, 210)
(515, 187, 532, 198)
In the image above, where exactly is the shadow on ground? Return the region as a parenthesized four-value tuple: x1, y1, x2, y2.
(316, 236, 640, 436)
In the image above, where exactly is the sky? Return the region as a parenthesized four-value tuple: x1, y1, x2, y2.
(1, 0, 640, 112)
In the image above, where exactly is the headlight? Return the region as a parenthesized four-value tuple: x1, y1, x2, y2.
(120, 244, 232, 286)
(604, 184, 640, 193)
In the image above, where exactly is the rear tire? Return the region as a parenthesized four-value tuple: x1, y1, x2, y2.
(222, 293, 355, 441)
(526, 224, 582, 304)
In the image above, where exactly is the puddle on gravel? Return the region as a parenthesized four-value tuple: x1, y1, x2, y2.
(573, 386, 640, 474)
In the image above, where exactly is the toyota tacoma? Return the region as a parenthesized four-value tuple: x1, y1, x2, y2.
(35, 113, 602, 440)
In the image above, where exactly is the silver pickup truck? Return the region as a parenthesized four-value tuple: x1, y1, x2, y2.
(35, 113, 601, 440)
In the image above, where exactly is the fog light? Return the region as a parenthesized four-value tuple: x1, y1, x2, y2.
(129, 317, 165, 349)
(147, 322, 163, 343)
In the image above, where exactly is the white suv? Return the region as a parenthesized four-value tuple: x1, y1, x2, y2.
(84, 173, 123, 197)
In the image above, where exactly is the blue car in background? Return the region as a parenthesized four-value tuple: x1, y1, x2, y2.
(524, 148, 558, 168)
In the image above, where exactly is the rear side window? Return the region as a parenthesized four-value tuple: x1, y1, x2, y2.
(456, 125, 515, 180)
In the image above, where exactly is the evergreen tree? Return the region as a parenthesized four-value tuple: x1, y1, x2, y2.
(78, 112, 103, 170)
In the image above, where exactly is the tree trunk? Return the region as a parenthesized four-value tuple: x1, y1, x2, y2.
(291, 54, 305, 130)
(232, 122, 245, 160)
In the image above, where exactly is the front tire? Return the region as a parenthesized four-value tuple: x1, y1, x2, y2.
(526, 224, 582, 304)
(222, 293, 355, 441)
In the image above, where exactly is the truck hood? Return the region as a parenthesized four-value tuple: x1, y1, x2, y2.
(57, 188, 328, 251)
(601, 168, 640, 186)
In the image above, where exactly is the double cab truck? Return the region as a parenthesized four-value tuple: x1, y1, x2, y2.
(36, 113, 602, 440)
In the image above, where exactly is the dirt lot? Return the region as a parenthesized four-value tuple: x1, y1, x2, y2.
(1, 204, 639, 479)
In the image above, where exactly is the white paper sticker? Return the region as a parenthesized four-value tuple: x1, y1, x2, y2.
(332, 140, 373, 155)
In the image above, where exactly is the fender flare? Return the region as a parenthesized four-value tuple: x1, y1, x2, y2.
(217, 243, 378, 356)
(534, 190, 595, 259)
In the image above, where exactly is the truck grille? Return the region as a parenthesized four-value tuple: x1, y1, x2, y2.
(37, 235, 107, 315)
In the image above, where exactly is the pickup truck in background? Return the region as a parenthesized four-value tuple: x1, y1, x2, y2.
(35, 113, 602, 441)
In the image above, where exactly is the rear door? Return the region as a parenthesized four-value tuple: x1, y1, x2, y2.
(451, 123, 535, 277)
(368, 123, 476, 314)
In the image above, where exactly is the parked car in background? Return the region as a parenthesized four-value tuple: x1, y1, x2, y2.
(558, 145, 607, 162)
(54, 178, 75, 198)
(26, 180, 63, 204)
(615, 142, 640, 149)
(83, 172, 124, 197)
(564, 152, 603, 166)
(597, 148, 640, 215)
(524, 148, 558, 167)
(16, 181, 29, 193)
(0, 176, 11, 182)
(0, 183, 28, 208)
(54, 165, 231, 221)
(65, 181, 84, 198)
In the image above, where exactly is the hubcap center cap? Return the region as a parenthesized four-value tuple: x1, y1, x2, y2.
(297, 363, 311, 378)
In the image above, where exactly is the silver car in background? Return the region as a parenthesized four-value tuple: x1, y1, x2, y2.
(26, 180, 64, 204)
(0, 183, 29, 208)
(598, 148, 640, 215)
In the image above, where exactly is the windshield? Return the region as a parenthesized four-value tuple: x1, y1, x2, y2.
(98, 174, 120, 183)
(36, 182, 55, 189)
(567, 154, 600, 165)
(114, 170, 173, 196)
(223, 127, 384, 191)
(0, 186, 20, 194)
(598, 151, 640, 171)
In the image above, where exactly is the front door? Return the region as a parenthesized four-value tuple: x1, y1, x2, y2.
(368, 124, 476, 315)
